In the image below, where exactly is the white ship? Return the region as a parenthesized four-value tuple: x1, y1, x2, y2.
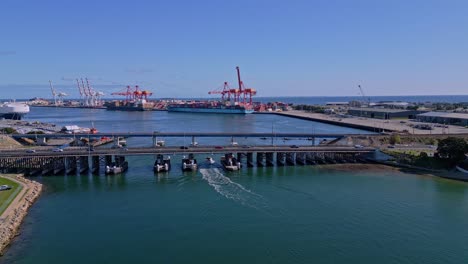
(0, 102, 30, 120)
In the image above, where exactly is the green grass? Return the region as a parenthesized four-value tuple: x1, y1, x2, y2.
(0, 176, 23, 216)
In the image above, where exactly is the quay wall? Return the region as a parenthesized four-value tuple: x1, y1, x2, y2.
(0, 175, 42, 255)
(265, 112, 387, 132)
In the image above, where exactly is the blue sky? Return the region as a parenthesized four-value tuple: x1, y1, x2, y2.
(1, 0, 468, 99)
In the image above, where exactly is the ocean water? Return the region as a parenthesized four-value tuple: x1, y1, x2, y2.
(8, 94, 468, 105)
(171, 95, 468, 105)
(2, 107, 468, 264)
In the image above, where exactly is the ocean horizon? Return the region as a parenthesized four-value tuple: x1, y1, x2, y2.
(8, 95, 468, 105)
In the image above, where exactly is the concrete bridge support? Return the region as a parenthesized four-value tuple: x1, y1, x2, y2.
(286, 153, 295, 166)
(246, 152, 254, 167)
(105, 155, 113, 166)
(115, 156, 126, 166)
(306, 153, 316, 165)
(236, 153, 242, 164)
(79, 156, 89, 173)
(53, 157, 66, 175)
(324, 153, 337, 164)
(266, 152, 275, 167)
(256, 152, 265, 167)
(276, 152, 285, 166)
(65, 157, 77, 174)
(41, 158, 54, 175)
(296, 153, 306, 165)
(91, 156, 100, 174)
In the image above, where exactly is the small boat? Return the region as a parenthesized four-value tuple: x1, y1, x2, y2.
(182, 154, 197, 171)
(154, 154, 171, 173)
(220, 154, 241, 171)
(105, 161, 128, 175)
(206, 157, 215, 165)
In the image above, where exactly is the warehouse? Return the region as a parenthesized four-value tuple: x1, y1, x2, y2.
(347, 108, 426, 119)
(416, 112, 468, 126)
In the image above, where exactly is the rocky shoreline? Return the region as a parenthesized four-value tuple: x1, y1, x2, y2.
(0, 175, 42, 256)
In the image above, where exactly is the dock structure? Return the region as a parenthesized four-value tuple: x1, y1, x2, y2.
(0, 146, 374, 175)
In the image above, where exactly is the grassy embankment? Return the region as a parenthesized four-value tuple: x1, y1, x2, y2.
(0, 176, 22, 215)
(382, 149, 451, 170)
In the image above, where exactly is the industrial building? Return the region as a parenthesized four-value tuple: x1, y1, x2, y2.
(347, 108, 426, 119)
(416, 112, 468, 126)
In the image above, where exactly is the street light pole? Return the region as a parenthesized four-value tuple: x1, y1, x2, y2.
(271, 122, 274, 146)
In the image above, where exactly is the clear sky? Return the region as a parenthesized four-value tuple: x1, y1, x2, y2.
(1, 0, 468, 99)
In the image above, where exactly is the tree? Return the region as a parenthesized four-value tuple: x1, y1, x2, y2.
(26, 130, 45, 134)
(389, 134, 401, 145)
(437, 137, 468, 165)
(0, 127, 18, 134)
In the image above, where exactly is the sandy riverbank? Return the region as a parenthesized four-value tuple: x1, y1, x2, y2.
(0, 174, 42, 256)
(320, 163, 468, 182)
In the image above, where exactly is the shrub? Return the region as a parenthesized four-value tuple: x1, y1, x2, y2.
(389, 134, 401, 145)
(0, 127, 18, 134)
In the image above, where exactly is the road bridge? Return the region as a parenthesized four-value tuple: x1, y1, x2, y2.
(0, 145, 375, 176)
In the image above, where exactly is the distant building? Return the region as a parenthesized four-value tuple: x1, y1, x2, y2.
(416, 112, 468, 126)
(325, 102, 349, 106)
(348, 107, 426, 119)
(370, 101, 410, 109)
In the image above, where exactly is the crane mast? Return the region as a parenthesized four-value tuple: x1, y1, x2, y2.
(49, 80, 57, 106)
(358, 85, 370, 106)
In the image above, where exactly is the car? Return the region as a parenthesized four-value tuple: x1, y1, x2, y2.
(52, 148, 64, 152)
(354, 144, 364, 149)
(0, 185, 12, 191)
(290, 145, 299, 148)
(180, 146, 189, 150)
(26, 149, 36, 153)
(214, 146, 224, 149)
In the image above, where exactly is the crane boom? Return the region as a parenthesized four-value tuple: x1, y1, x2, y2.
(358, 85, 370, 106)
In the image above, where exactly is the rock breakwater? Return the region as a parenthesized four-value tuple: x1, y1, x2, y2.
(0, 175, 42, 256)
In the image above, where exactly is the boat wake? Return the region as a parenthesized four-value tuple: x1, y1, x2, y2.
(199, 168, 268, 211)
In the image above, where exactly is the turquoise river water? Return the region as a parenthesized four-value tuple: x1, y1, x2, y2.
(1, 107, 468, 264)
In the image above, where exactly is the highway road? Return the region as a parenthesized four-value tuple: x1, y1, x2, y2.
(11, 132, 353, 139)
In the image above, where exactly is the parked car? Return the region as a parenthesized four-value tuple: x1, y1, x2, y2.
(354, 145, 364, 149)
(180, 146, 189, 150)
(52, 148, 64, 152)
(26, 149, 36, 153)
(0, 185, 12, 191)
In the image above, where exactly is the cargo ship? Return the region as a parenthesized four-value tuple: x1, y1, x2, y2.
(167, 66, 257, 114)
(167, 101, 254, 114)
(0, 102, 30, 120)
(105, 99, 153, 111)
